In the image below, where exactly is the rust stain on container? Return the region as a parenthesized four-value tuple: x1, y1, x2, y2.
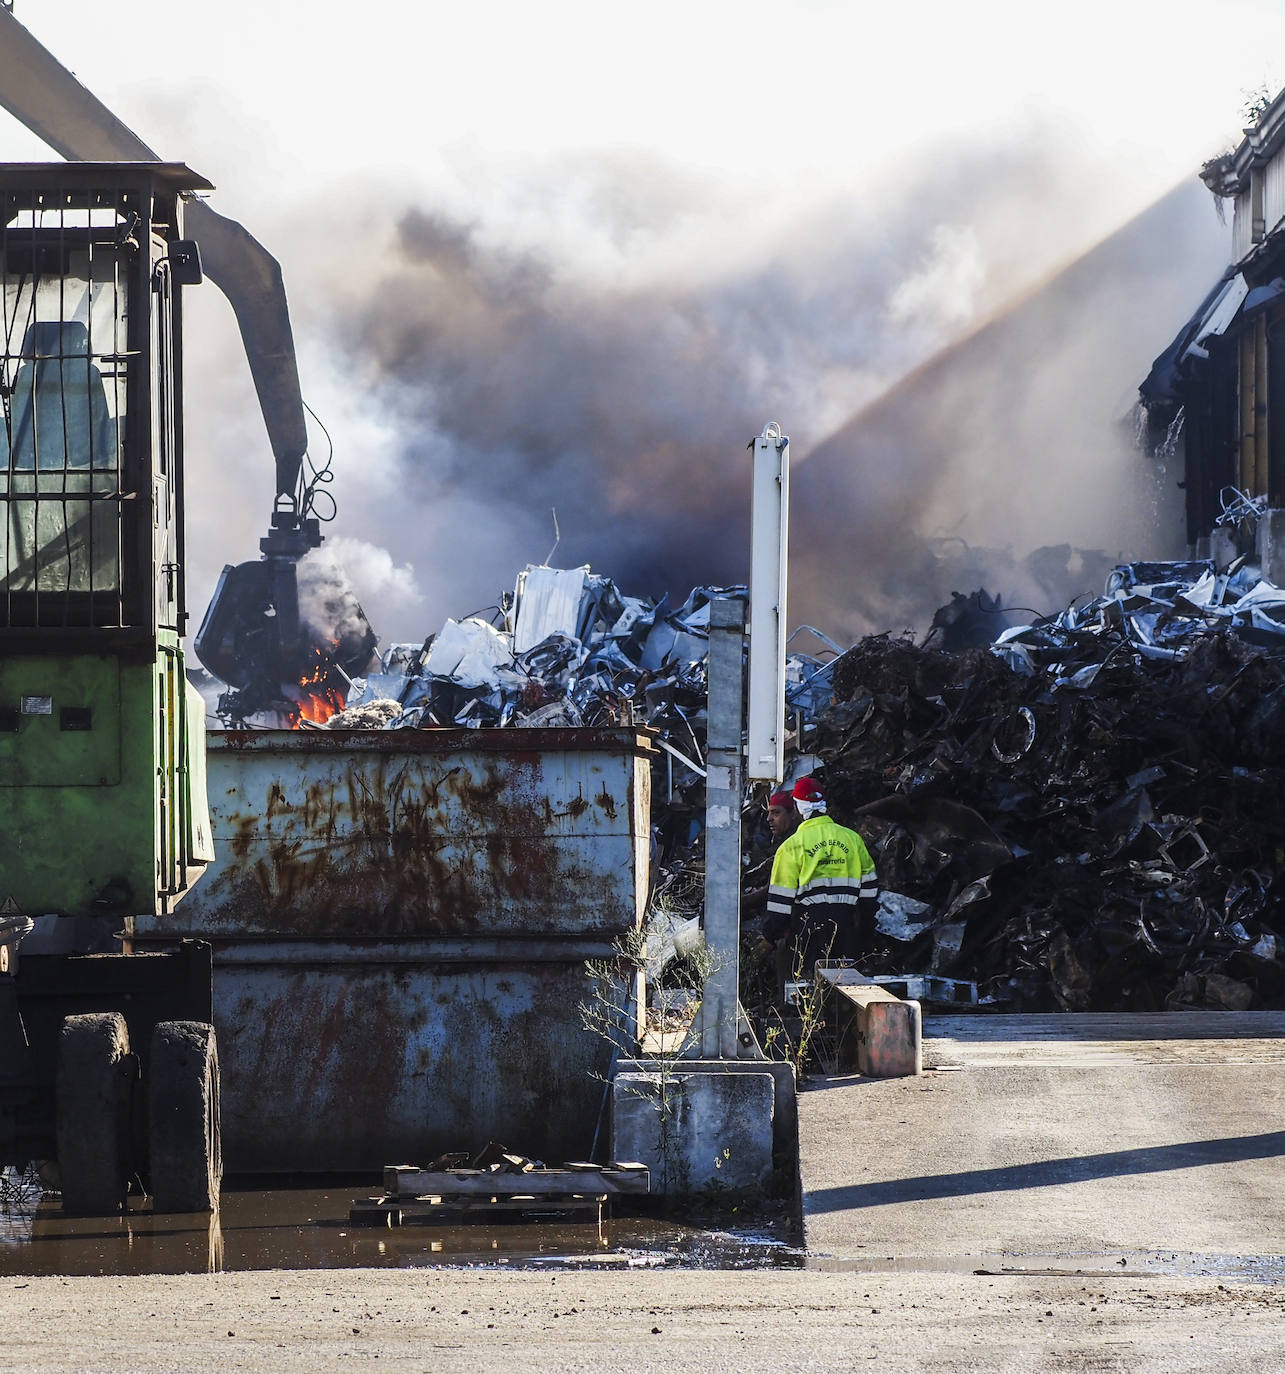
(139, 727, 654, 1171)
(214, 958, 634, 1171)
(148, 728, 654, 942)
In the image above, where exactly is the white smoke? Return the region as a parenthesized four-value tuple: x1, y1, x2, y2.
(886, 225, 987, 335)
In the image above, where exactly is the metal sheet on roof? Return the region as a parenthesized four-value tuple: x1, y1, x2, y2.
(1182, 273, 1248, 358)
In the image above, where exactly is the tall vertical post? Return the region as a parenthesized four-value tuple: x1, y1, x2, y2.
(696, 422, 788, 1060)
(700, 597, 747, 1058)
(746, 423, 790, 782)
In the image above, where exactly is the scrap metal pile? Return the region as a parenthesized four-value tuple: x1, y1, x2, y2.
(321, 554, 1285, 1013)
(332, 565, 740, 742)
(818, 558, 1285, 1012)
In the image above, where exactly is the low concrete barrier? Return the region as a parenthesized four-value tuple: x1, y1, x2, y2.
(817, 967, 922, 1077)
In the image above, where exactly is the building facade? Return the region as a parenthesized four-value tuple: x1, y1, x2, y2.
(1141, 91, 1285, 566)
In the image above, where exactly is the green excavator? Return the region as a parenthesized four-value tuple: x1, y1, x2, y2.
(0, 10, 372, 1213)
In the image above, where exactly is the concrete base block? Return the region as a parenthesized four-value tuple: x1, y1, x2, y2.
(1210, 525, 1240, 569)
(616, 1057, 797, 1176)
(1258, 508, 1285, 587)
(819, 969, 921, 1077)
(612, 1069, 775, 1195)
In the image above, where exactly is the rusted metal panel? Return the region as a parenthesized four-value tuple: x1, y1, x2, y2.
(213, 954, 625, 1171)
(139, 728, 654, 940)
(133, 728, 652, 1170)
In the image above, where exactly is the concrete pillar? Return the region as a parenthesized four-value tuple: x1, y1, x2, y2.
(1257, 508, 1285, 586)
(700, 597, 746, 1058)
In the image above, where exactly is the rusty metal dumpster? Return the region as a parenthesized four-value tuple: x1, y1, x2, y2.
(133, 727, 652, 1172)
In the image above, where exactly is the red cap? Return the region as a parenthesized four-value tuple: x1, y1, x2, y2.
(792, 776, 824, 803)
(768, 789, 792, 809)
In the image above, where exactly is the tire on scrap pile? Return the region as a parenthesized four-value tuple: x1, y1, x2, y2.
(55, 1012, 135, 1216)
(149, 1020, 221, 1213)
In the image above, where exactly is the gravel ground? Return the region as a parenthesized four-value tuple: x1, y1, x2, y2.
(2, 1267, 1282, 1373)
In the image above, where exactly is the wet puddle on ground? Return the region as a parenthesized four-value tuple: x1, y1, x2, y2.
(0, 1182, 802, 1277)
(6, 1181, 1279, 1284)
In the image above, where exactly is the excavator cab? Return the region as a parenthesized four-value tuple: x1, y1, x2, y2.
(0, 164, 221, 1216)
(0, 163, 213, 915)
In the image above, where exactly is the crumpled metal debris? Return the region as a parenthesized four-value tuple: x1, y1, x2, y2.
(991, 556, 1285, 669)
(325, 698, 402, 729)
(322, 552, 1285, 1015)
(811, 559, 1285, 1012)
(340, 565, 762, 749)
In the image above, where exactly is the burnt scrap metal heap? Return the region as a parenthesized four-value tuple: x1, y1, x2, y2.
(335, 564, 738, 735)
(305, 553, 1285, 1013)
(329, 561, 835, 867)
(821, 558, 1285, 1012)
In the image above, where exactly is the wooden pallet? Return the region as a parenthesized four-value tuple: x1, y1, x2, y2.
(349, 1162, 650, 1227)
(351, 1193, 609, 1226)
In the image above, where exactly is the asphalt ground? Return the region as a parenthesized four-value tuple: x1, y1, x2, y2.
(800, 1011, 1285, 1272)
(2, 1266, 1284, 1372)
(2, 1011, 1283, 1370)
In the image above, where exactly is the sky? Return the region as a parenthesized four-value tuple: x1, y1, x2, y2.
(3, 0, 1285, 648)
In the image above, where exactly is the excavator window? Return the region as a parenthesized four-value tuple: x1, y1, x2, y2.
(0, 231, 131, 627)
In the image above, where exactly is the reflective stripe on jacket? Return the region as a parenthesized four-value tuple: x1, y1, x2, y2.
(766, 814, 877, 932)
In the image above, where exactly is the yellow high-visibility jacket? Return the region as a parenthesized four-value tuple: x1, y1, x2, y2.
(765, 814, 877, 943)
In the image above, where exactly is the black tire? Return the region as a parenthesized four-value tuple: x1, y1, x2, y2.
(55, 1012, 135, 1215)
(149, 1020, 221, 1213)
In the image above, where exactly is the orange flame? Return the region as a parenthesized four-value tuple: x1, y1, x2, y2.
(290, 645, 346, 727)
(295, 691, 343, 726)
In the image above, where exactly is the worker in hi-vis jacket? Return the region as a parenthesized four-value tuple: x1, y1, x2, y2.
(758, 776, 878, 979)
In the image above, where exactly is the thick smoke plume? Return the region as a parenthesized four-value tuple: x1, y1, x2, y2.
(183, 136, 1229, 647)
(790, 179, 1232, 640)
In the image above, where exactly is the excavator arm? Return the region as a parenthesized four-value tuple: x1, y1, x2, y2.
(0, 10, 376, 721)
(0, 8, 310, 504)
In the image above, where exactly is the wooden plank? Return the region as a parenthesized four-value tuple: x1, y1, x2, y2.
(350, 1194, 606, 1226)
(832, 984, 901, 1010)
(816, 967, 877, 990)
(382, 1165, 650, 1197)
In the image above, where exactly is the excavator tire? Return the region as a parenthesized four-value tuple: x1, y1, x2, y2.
(149, 1020, 221, 1213)
(55, 1012, 135, 1215)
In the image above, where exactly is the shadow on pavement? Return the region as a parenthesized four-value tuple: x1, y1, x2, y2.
(807, 1129, 1285, 1212)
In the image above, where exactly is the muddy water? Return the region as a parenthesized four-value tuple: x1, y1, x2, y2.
(0, 1184, 802, 1277)
(3, 1188, 1280, 1284)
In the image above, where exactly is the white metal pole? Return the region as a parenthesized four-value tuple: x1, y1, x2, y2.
(746, 422, 789, 782)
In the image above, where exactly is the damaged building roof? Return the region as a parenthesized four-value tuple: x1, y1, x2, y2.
(1141, 92, 1285, 416)
(1137, 86, 1285, 552)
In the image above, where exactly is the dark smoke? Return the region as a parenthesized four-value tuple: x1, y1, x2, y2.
(320, 139, 1228, 645)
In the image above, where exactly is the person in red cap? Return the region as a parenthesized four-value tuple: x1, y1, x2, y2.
(759, 775, 878, 978)
(741, 788, 802, 919)
(766, 787, 800, 843)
